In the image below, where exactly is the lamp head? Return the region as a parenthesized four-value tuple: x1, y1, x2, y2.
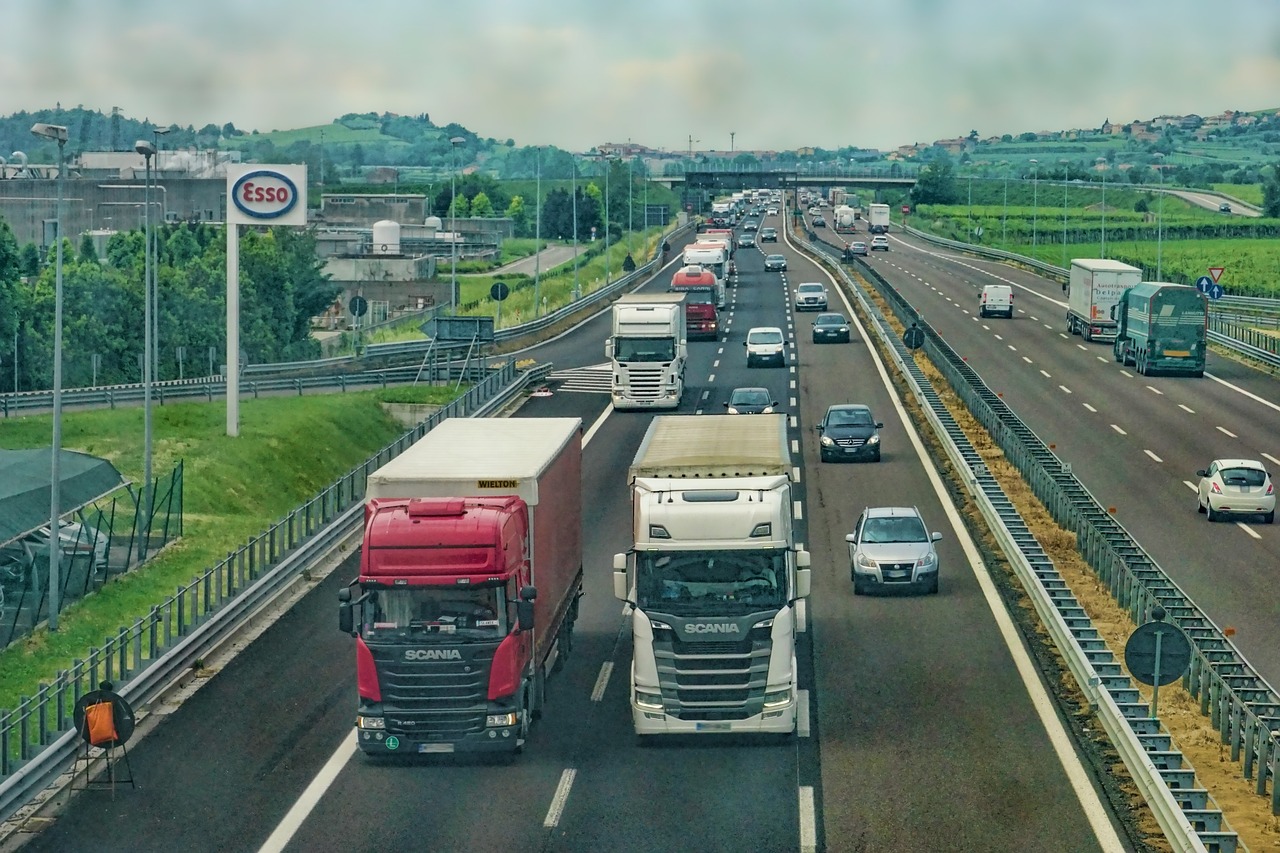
(135, 140, 156, 157)
(31, 123, 68, 143)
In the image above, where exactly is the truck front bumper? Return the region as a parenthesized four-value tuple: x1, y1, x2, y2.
(630, 694, 796, 735)
(612, 391, 681, 410)
(355, 712, 525, 755)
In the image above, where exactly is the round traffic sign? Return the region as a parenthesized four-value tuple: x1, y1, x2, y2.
(490, 282, 511, 302)
(349, 295, 369, 317)
(1124, 620, 1192, 686)
(1208, 283, 1225, 300)
(903, 324, 925, 350)
(1195, 275, 1213, 294)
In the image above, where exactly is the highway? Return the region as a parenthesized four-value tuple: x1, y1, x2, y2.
(11, 211, 1129, 852)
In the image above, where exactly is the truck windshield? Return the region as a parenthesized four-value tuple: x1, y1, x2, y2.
(361, 584, 506, 639)
(635, 550, 787, 614)
(614, 336, 676, 362)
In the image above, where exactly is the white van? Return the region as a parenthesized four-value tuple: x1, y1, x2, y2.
(979, 285, 1014, 319)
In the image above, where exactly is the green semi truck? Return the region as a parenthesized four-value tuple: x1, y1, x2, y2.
(1111, 282, 1208, 377)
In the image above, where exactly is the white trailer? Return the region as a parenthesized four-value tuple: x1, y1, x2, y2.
(834, 205, 858, 233)
(1066, 258, 1143, 342)
(606, 293, 687, 410)
(867, 203, 890, 234)
(613, 415, 812, 738)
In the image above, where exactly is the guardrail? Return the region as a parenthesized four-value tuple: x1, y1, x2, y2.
(803, 235, 1271, 850)
(0, 357, 552, 824)
(896, 223, 1280, 370)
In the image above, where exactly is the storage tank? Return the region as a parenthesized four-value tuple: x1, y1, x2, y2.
(372, 220, 401, 255)
(424, 215, 443, 232)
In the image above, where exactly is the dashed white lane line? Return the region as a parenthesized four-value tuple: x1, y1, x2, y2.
(1110, 424, 1127, 435)
(1039, 369, 1051, 379)
(793, 500, 803, 520)
(1083, 403, 1097, 413)
(1179, 404, 1196, 414)
(1146, 385, 1163, 395)
(1216, 426, 1238, 438)
(590, 662, 613, 702)
(1059, 385, 1072, 394)
(257, 733, 358, 853)
(797, 690, 811, 738)
(543, 769, 577, 828)
(1263, 452, 1280, 467)
(1144, 449, 1163, 463)
(799, 787, 817, 853)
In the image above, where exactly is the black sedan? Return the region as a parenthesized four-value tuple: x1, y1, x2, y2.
(812, 313, 852, 343)
(764, 253, 787, 271)
(724, 387, 779, 415)
(816, 403, 883, 462)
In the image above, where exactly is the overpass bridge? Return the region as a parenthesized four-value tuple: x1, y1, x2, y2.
(652, 167, 919, 210)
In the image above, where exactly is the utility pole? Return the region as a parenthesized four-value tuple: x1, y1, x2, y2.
(730, 131, 735, 154)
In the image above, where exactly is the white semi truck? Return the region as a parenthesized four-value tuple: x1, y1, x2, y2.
(607, 293, 687, 410)
(833, 205, 858, 233)
(867, 203, 890, 234)
(1066, 258, 1143, 342)
(613, 414, 811, 738)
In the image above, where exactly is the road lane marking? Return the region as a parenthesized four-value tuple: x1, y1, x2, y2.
(257, 732, 358, 853)
(590, 662, 613, 702)
(1178, 404, 1195, 414)
(1144, 450, 1163, 462)
(1146, 385, 1163, 395)
(797, 690, 811, 738)
(793, 500, 803, 520)
(1058, 385, 1072, 394)
(1040, 370, 1051, 379)
(1238, 524, 1262, 540)
(799, 787, 817, 853)
(1110, 424, 1127, 435)
(1263, 452, 1280, 466)
(792, 439, 800, 455)
(1022, 356, 1033, 364)
(543, 768, 577, 828)
(1083, 403, 1097, 412)
(792, 466, 801, 482)
(582, 403, 612, 448)
(1216, 426, 1238, 438)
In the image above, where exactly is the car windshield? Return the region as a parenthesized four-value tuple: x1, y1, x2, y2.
(615, 336, 676, 362)
(732, 389, 770, 405)
(749, 330, 783, 344)
(1219, 467, 1266, 487)
(361, 584, 507, 639)
(798, 285, 824, 294)
(767, 255, 784, 263)
(817, 315, 846, 326)
(828, 408, 873, 427)
(862, 516, 927, 544)
(635, 549, 788, 614)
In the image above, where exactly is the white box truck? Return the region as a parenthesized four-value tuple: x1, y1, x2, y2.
(867, 203, 890, 234)
(613, 415, 811, 739)
(1067, 259, 1143, 342)
(606, 293, 687, 410)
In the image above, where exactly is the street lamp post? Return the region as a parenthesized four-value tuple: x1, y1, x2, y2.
(1061, 160, 1070, 269)
(533, 148, 542, 317)
(1029, 159, 1039, 253)
(604, 154, 613, 285)
(135, 139, 156, 550)
(572, 157, 580, 299)
(1153, 153, 1165, 280)
(1001, 163, 1009, 248)
(32, 121, 67, 631)
(1097, 156, 1108, 257)
(449, 136, 465, 312)
(627, 155, 633, 251)
(150, 127, 169, 392)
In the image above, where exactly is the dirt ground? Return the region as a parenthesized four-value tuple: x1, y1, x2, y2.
(843, 265, 1280, 852)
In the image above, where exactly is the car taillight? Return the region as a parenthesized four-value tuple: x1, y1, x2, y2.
(1210, 482, 1223, 494)
(1267, 482, 1275, 496)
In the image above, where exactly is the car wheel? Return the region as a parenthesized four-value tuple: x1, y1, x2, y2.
(1196, 497, 1206, 514)
(1265, 511, 1275, 524)
(852, 575, 866, 595)
(926, 576, 939, 595)
(1207, 504, 1219, 522)
(872, 449, 881, 462)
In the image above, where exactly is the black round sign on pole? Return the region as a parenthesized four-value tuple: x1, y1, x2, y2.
(903, 324, 925, 351)
(348, 295, 369, 318)
(490, 282, 510, 302)
(73, 683, 137, 748)
(1124, 619, 1192, 687)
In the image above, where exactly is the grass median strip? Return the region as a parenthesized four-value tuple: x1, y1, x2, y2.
(0, 385, 460, 709)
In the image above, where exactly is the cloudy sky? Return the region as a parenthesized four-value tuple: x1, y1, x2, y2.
(4, 0, 1277, 153)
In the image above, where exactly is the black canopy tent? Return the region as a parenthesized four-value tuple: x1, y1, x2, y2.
(0, 449, 127, 546)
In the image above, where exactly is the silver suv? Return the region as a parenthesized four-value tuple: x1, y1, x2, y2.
(846, 506, 942, 595)
(793, 282, 828, 312)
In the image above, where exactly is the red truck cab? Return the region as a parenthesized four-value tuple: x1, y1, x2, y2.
(669, 265, 720, 340)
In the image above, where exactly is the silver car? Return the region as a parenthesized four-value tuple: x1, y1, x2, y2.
(846, 506, 941, 595)
(793, 282, 828, 312)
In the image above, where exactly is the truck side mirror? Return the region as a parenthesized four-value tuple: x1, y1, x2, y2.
(604, 339, 613, 359)
(338, 602, 354, 635)
(515, 585, 537, 631)
(613, 553, 629, 602)
(795, 568, 812, 600)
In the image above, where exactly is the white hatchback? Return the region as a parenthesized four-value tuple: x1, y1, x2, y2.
(1196, 459, 1275, 523)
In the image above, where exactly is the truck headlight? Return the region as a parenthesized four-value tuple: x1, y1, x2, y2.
(763, 690, 792, 708)
(357, 715, 386, 730)
(636, 691, 664, 710)
(820, 435, 834, 447)
(486, 712, 519, 727)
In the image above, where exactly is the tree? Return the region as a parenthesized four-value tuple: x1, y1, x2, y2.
(1263, 165, 1280, 217)
(18, 242, 41, 278)
(505, 195, 530, 237)
(78, 232, 99, 264)
(911, 156, 960, 205)
(1019, 132, 1038, 143)
(448, 193, 471, 218)
(470, 192, 495, 217)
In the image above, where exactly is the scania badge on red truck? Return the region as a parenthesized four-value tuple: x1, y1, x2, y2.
(231, 169, 299, 219)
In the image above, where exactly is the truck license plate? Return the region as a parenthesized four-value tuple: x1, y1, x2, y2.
(695, 722, 731, 732)
(418, 743, 454, 754)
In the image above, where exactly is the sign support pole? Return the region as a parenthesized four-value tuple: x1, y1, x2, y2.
(226, 222, 240, 436)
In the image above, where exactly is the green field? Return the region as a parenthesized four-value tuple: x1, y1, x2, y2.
(223, 123, 402, 149)
(0, 387, 457, 707)
(1212, 183, 1264, 205)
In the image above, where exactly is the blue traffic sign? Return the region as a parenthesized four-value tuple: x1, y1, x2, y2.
(1208, 283, 1225, 300)
(1195, 275, 1213, 294)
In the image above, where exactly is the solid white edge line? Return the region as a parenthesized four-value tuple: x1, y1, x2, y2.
(543, 768, 577, 828)
(582, 403, 612, 448)
(835, 268, 1126, 851)
(590, 661, 614, 702)
(257, 731, 358, 853)
(799, 786, 817, 853)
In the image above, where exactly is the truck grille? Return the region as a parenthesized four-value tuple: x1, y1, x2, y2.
(371, 644, 496, 741)
(652, 626, 772, 720)
(620, 366, 667, 401)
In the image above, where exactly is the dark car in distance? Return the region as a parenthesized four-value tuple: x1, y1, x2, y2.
(816, 403, 883, 462)
(759, 227, 778, 242)
(724, 386, 779, 415)
(812, 313, 852, 343)
(764, 253, 787, 271)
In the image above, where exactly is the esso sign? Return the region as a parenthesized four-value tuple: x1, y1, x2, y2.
(231, 170, 299, 220)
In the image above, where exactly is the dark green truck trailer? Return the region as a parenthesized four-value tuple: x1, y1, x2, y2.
(1112, 282, 1208, 377)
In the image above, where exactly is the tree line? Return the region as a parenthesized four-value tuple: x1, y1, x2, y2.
(0, 219, 338, 393)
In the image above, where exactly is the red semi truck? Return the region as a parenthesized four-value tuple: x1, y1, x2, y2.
(669, 264, 721, 341)
(338, 417, 584, 756)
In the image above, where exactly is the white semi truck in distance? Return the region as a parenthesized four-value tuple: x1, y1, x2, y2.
(607, 293, 687, 410)
(1066, 258, 1143, 343)
(613, 414, 811, 739)
(867, 203, 890, 234)
(834, 205, 858, 233)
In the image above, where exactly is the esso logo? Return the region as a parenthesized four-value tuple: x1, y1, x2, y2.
(232, 170, 299, 219)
